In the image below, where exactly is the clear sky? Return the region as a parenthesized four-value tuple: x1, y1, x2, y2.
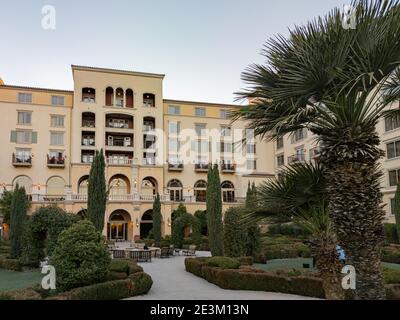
(0, 0, 342, 104)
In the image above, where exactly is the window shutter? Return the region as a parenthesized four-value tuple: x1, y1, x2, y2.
(10, 131, 17, 143)
(31, 132, 38, 144)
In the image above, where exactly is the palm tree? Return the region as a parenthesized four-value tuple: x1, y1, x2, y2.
(233, 0, 400, 299)
(248, 163, 344, 299)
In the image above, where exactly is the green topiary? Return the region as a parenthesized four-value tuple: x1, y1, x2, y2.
(50, 220, 111, 291)
(153, 194, 162, 243)
(171, 211, 201, 248)
(129, 272, 153, 296)
(87, 150, 107, 232)
(206, 164, 224, 256)
(9, 185, 28, 259)
(223, 207, 246, 257)
(384, 224, 399, 244)
(207, 256, 240, 269)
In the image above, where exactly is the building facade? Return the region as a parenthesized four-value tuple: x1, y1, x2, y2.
(273, 108, 400, 224)
(0, 65, 275, 241)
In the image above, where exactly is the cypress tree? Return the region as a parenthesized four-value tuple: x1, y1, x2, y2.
(153, 193, 162, 243)
(243, 182, 261, 256)
(87, 149, 107, 232)
(206, 164, 224, 256)
(10, 185, 28, 258)
(394, 182, 400, 242)
(224, 207, 245, 257)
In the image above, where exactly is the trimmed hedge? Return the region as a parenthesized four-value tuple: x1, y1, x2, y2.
(0, 288, 42, 300)
(207, 257, 240, 269)
(238, 256, 254, 266)
(129, 272, 153, 296)
(383, 267, 400, 284)
(268, 224, 310, 238)
(185, 257, 323, 298)
(382, 246, 400, 264)
(386, 284, 400, 300)
(0, 256, 22, 271)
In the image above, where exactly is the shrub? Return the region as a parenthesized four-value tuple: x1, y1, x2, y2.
(268, 223, 310, 238)
(238, 256, 254, 266)
(207, 256, 240, 269)
(263, 243, 311, 260)
(0, 256, 22, 271)
(10, 185, 28, 259)
(0, 288, 41, 300)
(107, 272, 128, 281)
(185, 257, 209, 277)
(50, 220, 111, 291)
(54, 279, 133, 300)
(129, 272, 153, 296)
(109, 259, 143, 276)
(382, 246, 400, 264)
(383, 267, 400, 284)
(384, 224, 399, 244)
(290, 276, 325, 298)
(386, 284, 400, 300)
(172, 212, 201, 248)
(223, 207, 246, 258)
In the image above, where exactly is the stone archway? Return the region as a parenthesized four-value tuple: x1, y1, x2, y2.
(107, 210, 131, 241)
(140, 210, 153, 239)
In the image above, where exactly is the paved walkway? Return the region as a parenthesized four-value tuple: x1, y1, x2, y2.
(128, 252, 317, 300)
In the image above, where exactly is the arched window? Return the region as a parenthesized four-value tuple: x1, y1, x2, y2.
(109, 175, 130, 196)
(115, 88, 124, 107)
(13, 176, 32, 194)
(82, 87, 96, 103)
(47, 176, 65, 196)
(105, 87, 114, 106)
(168, 179, 183, 202)
(126, 89, 134, 108)
(194, 180, 207, 202)
(78, 175, 89, 195)
(108, 210, 131, 241)
(143, 93, 155, 107)
(222, 181, 235, 203)
(142, 177, 158, 196)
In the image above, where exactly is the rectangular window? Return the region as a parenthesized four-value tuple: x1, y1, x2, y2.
(195, 124, 207, 136)
(18, 111, 32, 125)
(247, 160, 257, 170)
(385, 115, 400, 132)
(389, 169, 400, 187)
(168, 105, 180, 115)
(168, 122, 180, 135)
(16, 131, 32, 144)
(291, 128, 307, 144)
(391, 198, 396, 215)
(18, 93, 32, 104)
(15, 149, 32, 163)
(277, 154, 285, 167)
(220, 142, 232, 153)
(195, 107, 206, 117)
(193, 140, 209, 153)
(168, 138, 179, 153)
(221, 126, 231, 137)
(50, 115, 65, 127)
(296, 148, 306, 162)
(220, 109, 229, 119)
(50, 132, 64, 146)
(277, 137, 284, 149)
(387, 140, 400, 159)
(247, 144, 256, 154)
(51, 96, 65, 106)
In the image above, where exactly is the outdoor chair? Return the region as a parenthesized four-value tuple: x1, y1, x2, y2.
(182, 245, 197, 256)
(112, 249, 126, 259)
(160, 247, 170, 259)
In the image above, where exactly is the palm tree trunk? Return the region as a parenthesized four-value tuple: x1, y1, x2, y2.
(320, 128, 386, 300)
(311, 236, 345, 300)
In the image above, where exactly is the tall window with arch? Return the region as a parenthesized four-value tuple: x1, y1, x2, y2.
(168, 179, 183, 202)
(194, 180, 207, 202)
(222, 181, 235, 203)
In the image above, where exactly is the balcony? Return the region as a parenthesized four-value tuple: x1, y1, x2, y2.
(221, 163, 236, 173)
(106, 157, 133, 166)
(168, 162, 184, 171)
(82, 120, 95, 129)
(106, 135, 134, 152)
(143, 125, 155, 133)
(12, 154, 32, 167)
(195, 163, 209, 172)
(47, 155, 65, 168)
(142, 158, 156, 166)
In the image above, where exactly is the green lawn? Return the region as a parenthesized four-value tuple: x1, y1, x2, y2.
(0, 269, 42, 293)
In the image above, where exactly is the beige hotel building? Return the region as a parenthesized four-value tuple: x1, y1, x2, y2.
(0, 65, 396, 241)
(0, 65, 275, 241)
